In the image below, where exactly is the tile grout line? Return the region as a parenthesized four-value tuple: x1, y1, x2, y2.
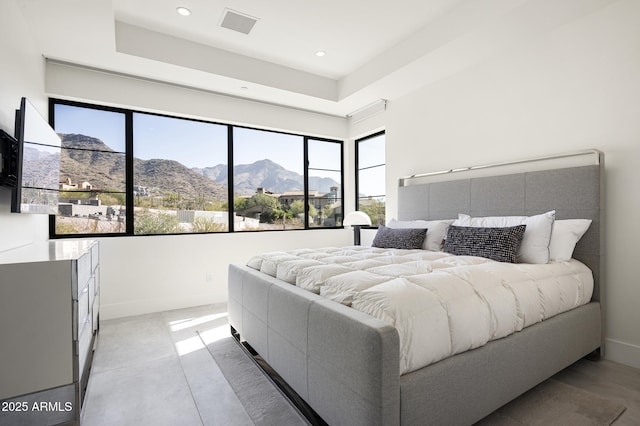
(164, 318, 207, 426)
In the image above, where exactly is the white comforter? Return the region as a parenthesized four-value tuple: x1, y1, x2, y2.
(246, 247, 593, 375)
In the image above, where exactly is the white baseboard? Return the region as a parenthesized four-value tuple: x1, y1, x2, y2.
(604, 338, 640, 370)
(100, 292, 227, 320)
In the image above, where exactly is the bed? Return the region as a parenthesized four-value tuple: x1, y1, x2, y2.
(228, 150, 604, 426)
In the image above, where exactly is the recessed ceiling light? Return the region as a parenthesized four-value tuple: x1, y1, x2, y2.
(176, 7, 191, 16)
(315, 51, 326, 57)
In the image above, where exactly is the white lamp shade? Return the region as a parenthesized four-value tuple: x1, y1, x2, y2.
(343, 211, 371, 227)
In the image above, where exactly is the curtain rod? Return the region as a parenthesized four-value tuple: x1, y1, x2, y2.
(399, 149, 602, 187)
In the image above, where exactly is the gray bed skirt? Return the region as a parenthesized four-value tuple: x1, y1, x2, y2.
(228, 263, 601, 426)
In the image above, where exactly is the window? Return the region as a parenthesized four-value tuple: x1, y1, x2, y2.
(232, 127, 303, 231)
(49, 99, 343, 237)
(355, 131, 385, 226)
(307, 138, 343, 227)
(133, 113, 229, 234)
(52, 103, 127, 235)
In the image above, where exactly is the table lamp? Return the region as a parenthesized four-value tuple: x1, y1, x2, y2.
(343, 211, 372, 245)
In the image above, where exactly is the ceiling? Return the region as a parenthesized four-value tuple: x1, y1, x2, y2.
(15, 0, 610, 117)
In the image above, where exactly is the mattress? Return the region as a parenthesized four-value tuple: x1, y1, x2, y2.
(246, 246, 593, 374)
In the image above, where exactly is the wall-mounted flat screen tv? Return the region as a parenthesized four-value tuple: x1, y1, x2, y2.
(11, 97, 61, 214)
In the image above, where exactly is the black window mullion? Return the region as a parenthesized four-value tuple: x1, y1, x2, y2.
(303, 137, 310, 229)
(48, 98, 57, 239)
(339, 140, 345, 226)
(227, 125, 234, 233)
(125, 111, 134, 235)
(354, 138, 361, 211)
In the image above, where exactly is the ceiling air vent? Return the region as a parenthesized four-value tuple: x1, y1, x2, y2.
(220, 8, 258, 35)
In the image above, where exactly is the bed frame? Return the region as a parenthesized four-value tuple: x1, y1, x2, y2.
(228, 150, 604, 425)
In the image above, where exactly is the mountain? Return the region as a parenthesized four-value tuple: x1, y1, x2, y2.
(59, 134, 125, 190)
(24, 134, 339, 200)
(193, 159, 340, 196)
(58, 134, 228, 200)
(21, 145, 60, 188)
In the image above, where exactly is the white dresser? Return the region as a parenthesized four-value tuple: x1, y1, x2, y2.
(0, 240, 100, 426)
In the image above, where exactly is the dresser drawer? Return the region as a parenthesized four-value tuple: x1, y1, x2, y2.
(93, 267, 100, 296)
(92, 291, 100, 333)
(91, 243, 99, 272)
(76, 252, 92, 299)
(77, 321, 93, 379)
(88, 275, 96, 308)
(74, 284, 90, 340)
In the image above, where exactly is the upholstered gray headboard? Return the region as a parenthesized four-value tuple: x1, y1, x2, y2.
(397, 151, 604, 303)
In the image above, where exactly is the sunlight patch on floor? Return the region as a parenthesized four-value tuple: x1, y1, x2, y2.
(174, 324, 231, 356)
(197, 324, 230, 345)
(169, 312, 228, 332)
(174, 335, 205, 356)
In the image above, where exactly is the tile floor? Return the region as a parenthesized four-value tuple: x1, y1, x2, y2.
(81, 304, 303, 426)
(82, 304, 640, 426)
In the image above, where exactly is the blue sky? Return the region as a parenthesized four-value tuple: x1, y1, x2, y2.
(54, 104, 126, 152)
(52, 103, 388, 195)
(52, 104, 334, 175)
(133, 113, 228, 169)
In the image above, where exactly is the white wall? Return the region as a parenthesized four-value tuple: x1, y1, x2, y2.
(0, 1, 50, 252)
(4, 0, 639, 370)
(45, 62, 348, 139)
(96, 229, 350, 319)
(385, 0, 640, 368)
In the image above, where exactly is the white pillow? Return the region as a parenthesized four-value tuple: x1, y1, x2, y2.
(549, 219, 592, 262)
(387, 219, 454, 251)
(452, 211, 555, 264)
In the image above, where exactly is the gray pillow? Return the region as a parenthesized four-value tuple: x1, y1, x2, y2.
(444, 225, 527, 263)
(372, 225, 427, 250)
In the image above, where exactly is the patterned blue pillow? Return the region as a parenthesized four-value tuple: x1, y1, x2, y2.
(372, 225, 427, 249)
(444, 225, 527, 263)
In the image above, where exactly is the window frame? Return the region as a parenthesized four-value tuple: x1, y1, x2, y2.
(355, 130, 386, 226)
(305, 136, 345, 229)
(48, 98, 344, 238)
